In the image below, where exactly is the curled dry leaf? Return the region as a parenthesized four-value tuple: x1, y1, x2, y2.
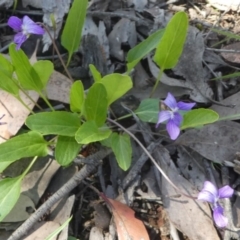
(101, 194, 149, 240)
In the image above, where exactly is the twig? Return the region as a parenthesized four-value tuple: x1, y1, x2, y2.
(40, 24, 74, 82)
(122, 141, 160, 190)
(206, 47, 240, 54)
(107, 118, 196, 199)
(8, 147, 111, 240)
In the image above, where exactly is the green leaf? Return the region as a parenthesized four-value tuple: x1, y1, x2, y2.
(26, 112, 81, 136)
(9, 44, 43, 91)
(70, 80, 84, 113)
(154, 12, 188, 69)
(135, 98, 159, 123)
(55, 136, 81, 166)
(0, 72, 19, 97)
(32, 60, 53, 88)
(111, 133, 132, 171)
(181, 109, 219, 130)
(89, 64, 102, 82)
(75, 121, 111, 144)
(0, 54, 14, 77)
(100, 135, 112, 148)
(0, 176, 22, 222)
(61, 0, 88, 66)
(46, 216, 73, 240)
(210, 72, 240, 81)
(100, 74, 133, 105)
(0, 131, 48, 172)
(84, 83, 108, 126)
(126, 29, 164, 73)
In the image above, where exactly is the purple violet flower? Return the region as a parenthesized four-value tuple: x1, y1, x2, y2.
(7, 16, 45, 50)
(198, 181, 234, 228)
(156, 93, 195, 140)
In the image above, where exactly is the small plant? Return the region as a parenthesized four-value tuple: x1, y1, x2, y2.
(0, 2, 234, 238)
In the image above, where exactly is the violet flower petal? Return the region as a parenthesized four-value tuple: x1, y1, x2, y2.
(202, 181, 218, 198)
(177, 101, 196, 110)
(163, 92, 177, 110)
(197, 181, 218, 204)
(14, 32, 27, 49)
(22, 16, 44, 35)
(218, 185, 234, 199)
(172, 112, 183, 126)
(156, 110, 171, 128)
(166, 119, 180, 140)
(197, 190, 216, 204)
(213, 205, 228, 228)
(7, 16, 22, 31)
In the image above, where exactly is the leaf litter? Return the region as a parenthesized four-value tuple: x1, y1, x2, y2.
(3, 1, 240, 240)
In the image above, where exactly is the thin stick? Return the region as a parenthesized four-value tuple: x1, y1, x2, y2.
(8, 148, 111, 240)
(107, 118, 196, 199)
(39, 24, 74, 82)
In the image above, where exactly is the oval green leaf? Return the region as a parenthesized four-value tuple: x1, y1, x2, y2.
(26, 111, 81, 136)
(135, 98, 159, 123)
(154, 12, 188, 69)
(0, 131, 48, 172)
(32, 60, 53, 88)
(84, 83, 108, 126)
(111, 133, 132, 171)
(0, 176, 22, 222)
(0, 54, 14, 77)
(89, 64, 102, 82)
(75, 121, 111, 144)
(9, 44, 43, 91)
(127, 29, 164, 73)
(61, 0, 88, 66)
(181, 109, 219, 130)
(0, 72, 19, 97)
(55, 136, 81, 166)
(70, 80, 84, 113)
(100, 74, 133, 105)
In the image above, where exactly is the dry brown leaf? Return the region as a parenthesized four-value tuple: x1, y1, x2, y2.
(176, 121, 240, 164)
(102, 195, 149, 240)
(24, 221, 60, 240)
(221, 42, 240, 64)
(0, 90, 39, 143)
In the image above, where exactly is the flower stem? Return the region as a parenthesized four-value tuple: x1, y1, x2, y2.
(38, 91, 55, 112)
(107, 117, 196, 199)
(39, 23, 74, 82)
(150, 67, 164, 98)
